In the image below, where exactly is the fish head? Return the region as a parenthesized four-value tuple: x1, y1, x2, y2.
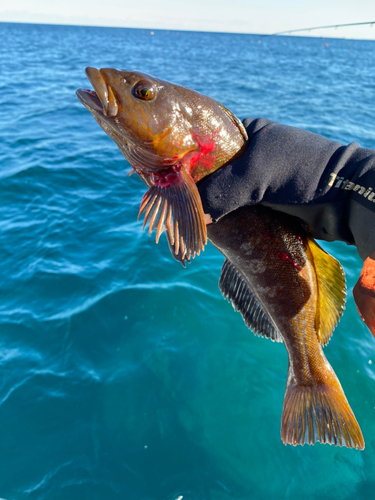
(76, 67, 248, 263)
(76, 67, 247, 180)
(76, 67, 196, 175)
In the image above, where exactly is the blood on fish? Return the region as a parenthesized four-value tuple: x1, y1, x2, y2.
(275, 250, 302, 271)
(186, 131, 217, 172)
(296, 235, 304, 244)
(150, 163, 182, 188)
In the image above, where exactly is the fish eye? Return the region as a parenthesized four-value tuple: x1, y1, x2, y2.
(133, 81, 156, 101)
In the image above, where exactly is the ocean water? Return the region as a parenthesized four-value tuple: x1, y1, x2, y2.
(1, 21, 375, 500)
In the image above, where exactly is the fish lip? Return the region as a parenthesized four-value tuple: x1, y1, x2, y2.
(76, 87, 104, 114)
(76, 67, 118, 117)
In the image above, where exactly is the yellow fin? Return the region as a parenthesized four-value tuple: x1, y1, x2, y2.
(306, 237, 346, 345)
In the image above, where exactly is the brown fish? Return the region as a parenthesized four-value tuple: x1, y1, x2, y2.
(207, 205, 364, 449)
(76, 68, 247, 262)
(76, 69, 364, 449)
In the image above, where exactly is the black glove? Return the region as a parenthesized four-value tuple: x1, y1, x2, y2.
(197, 117, 375, 260)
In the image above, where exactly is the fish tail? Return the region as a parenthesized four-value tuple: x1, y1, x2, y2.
(281, 366, 364, 450)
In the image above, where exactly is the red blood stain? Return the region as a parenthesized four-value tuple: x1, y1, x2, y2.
(142, 130, 219, 185)
(185, 131, 217, 173)
(262, 233, 272, 240)
(150, 163, 182, 188)
(274, 250, 302, 271)
(296, 235, 303, 244)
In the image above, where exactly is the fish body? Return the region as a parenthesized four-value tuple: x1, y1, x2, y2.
(207, 205, 364, 449)
(76, 68, 364, 449)
(76, 68, 247, 261)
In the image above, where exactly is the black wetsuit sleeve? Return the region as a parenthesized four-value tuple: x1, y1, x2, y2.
(197, 118, 375, 260)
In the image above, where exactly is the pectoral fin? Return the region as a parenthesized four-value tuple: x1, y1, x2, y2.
(219, 258, 283, 342)
(138, 167, 207, 262)
(306, 237, 346, 345)
(166, 233, 188, 267)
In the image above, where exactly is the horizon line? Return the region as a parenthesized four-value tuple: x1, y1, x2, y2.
(1, 19, 375, 42)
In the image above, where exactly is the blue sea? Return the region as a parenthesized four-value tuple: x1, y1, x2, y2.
(1, 21, 375, 500)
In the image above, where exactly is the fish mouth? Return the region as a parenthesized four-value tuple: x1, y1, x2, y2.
(76, 67, 119, 118)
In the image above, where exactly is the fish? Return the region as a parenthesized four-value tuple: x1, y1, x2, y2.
(76, 67, 247, 263)
(207, 204, 364, 449)
(76, 68, 364, 449)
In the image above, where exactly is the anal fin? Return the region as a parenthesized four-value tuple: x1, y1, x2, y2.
(219, 258, 283, 342)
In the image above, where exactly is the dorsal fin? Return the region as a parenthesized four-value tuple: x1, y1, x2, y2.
(306, 237, 346, 345)
(219, 258, 283, 342)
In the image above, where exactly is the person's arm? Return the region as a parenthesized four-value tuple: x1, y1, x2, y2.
(198, 117, 375, 336)
(353, 251, 375, 336)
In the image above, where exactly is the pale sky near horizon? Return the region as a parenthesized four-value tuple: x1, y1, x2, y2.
(1, 0, 375, 40)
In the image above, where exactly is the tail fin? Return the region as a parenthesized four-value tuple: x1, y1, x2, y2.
(281, 368, 364, 450)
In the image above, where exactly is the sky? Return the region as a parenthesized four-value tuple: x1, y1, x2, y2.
(1, 0, 375, 40)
